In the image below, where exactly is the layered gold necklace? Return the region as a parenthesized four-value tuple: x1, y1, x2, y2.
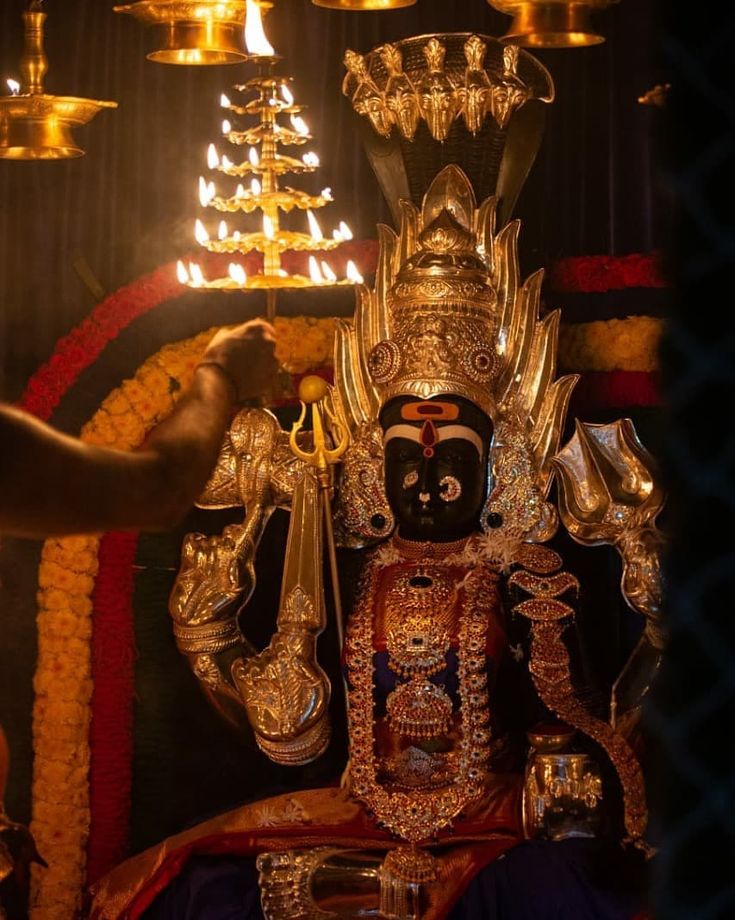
(346, 540, 499, 845)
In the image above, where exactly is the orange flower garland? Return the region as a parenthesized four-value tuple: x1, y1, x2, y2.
(29, 317, 341, 918)
(30, 329, 215, 919)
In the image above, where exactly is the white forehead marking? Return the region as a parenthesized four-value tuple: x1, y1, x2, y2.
(383, 424, 484, 458)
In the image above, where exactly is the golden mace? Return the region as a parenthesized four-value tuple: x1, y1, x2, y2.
(289, 375, 349, 649)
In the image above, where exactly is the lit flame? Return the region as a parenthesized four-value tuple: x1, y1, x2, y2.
(302, 152, 319, 167)
(195, 219, 210, 244)
(263, 215, 275, 240)
(346, 260, 363, 284)
(207, 144, 219, 169)
(281, 84, 294, 106)
(233, 230, 241, 241)
(198, 177, 216, 206)
(220, 93, 231, 108)
(332, 229, 343, 242)
(244, 0, 274, 56)
(290, 114, 309, 136)
(222, 119, 232, 135)
(6, 79, 20, 95)
(218, 220, 228, 240)
(235, 183, 246, 198)
(251, 177, 262, 195)
(308, 256, 324, 283)
(229, 263, 247, 285)
(221, 154, 233, 169)
(176, 260, 189, 284)
(338, 221, 353, 240)
(278, 268, 288, 277)
(249, 147, 260, 167)
(321, 187, 333, 201)
(306, 209, 323, 241)
(321, 261, 337, 283)
(189, 263, 205, 287)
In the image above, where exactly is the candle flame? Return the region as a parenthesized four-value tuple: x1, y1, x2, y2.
(235, 183, 246, 198)
(321, 187, 333, 201)
(302, 152, 319, 168)
(346, 260, 363, 284)
(229, 263, 247, 285)
(249, 146, 260, 167)
(251, 177, 262, 195)
(338, 221, 353, 240)
(218, 220, 228, 240)
(308, 256, 323, 284)
(220, 93, 231, 108)
(290, 114, 309, 136)
(281, 84, 294, 106)
(306, 209, 323, 242)
(195, 219, 210, 244)
(6, 79, 20, 95)
(221, 154, 233, 169)
(332, 229, 343, 242)
(207, 144, 219, 169)
(189, 263, 205, 287)
(321, 261, 337, 283)
(199, 176, 212, 206)
(245, 0, 274, 56)
(263, 215, 275, 240)
(222, 119, 232, 135)
(233, 230, 241, 241)
(176, 260, 189, 284)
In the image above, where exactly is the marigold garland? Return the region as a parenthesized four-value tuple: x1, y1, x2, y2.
(31, 330, 214, 919)
(547, 252, 668, 293)
(558, 316, 663, 373)
(29, 318, 341, 918)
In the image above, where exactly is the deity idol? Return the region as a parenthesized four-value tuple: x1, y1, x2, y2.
(88, 34, 663, 920)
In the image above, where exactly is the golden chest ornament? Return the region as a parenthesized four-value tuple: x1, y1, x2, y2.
(346, 548, 499, 845)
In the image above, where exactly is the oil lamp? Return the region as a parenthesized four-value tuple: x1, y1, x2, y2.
(180, 0, 361, 320)
(0, 1, 116, 160)
(488, 1, 619, 48)
(114, 0, 251, 65)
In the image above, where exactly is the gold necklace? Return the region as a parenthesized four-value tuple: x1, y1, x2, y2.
(346, 556, 498, 844)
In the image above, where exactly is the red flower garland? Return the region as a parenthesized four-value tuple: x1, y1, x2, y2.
(87, 531, 140, 885)
(18, 240, 379, 422)
(547, 252, 668, 293)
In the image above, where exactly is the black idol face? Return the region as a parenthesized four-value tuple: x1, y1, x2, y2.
(381, 396, 492, 542)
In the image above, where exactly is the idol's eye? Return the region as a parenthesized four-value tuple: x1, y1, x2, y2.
(397, 446, 420, 463)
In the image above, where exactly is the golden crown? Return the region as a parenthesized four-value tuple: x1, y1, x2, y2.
(334, 163, 577, 514)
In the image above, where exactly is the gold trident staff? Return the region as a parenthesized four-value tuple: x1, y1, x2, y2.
(289, 375, 349, 649)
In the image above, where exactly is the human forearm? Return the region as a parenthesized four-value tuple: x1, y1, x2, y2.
(0, 366, 234, 537)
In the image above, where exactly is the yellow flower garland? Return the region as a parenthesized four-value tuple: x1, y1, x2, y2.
(30, 329, 215, 919)
(29, 316, 339, 918)
(558, 316, 663, 373)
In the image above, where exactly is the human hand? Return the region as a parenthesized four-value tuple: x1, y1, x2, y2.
(201, 319, 279, 402)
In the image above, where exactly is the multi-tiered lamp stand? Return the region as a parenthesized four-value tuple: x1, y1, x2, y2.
(177, 0, 361, 321)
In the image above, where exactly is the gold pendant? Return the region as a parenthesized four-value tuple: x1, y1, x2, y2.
(386, 677, 454, 739)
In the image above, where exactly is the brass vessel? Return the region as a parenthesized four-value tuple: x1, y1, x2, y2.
(488, 1, 619, 48)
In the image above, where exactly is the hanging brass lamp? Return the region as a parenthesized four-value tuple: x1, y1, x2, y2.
(312, 0, 415, 9)
(0, 1, 117, 160)
(488, 1, 619, 48)
(114, 0, 250, 65)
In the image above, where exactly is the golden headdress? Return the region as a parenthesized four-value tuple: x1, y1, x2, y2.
(333, 163, 578, 547)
